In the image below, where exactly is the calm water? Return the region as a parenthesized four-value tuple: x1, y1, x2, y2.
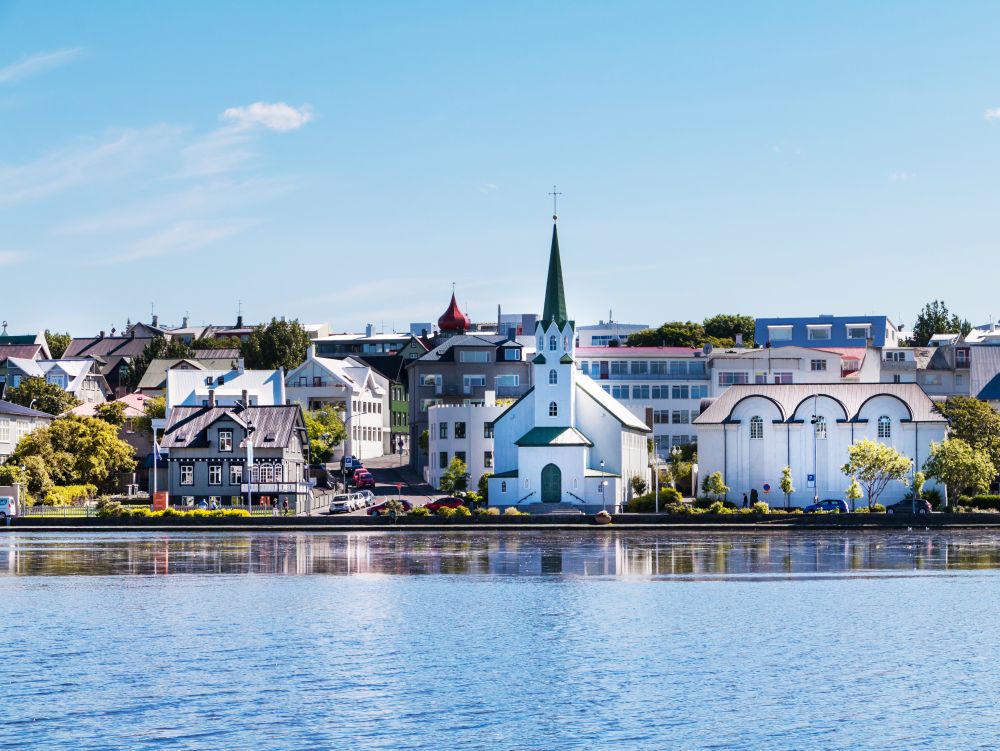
(2, 530, 1000, 750)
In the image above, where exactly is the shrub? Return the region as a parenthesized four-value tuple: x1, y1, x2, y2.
(503, 507, 524, 516)
(922, 487, 944, 509)
(436, 506, 456, 518)
(751, 501, 770, 515)
(871, 503, 886, 513)
(481, 506, 500, 516)
(95, 499, 125, 518)
(959, 495, 1000, 511)
(219, 508, 250, 517)
(44, 484, 98, 506)
(452, 505, 472, 517)
(854, 506, 870, 514)
(409, 506, 430, 516)
(693, 497, 737, 510)
(707, 500, 727, 514)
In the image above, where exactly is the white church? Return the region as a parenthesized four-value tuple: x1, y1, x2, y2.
(488, 223, 651, 511)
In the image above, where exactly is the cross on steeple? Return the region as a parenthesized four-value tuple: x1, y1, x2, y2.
(548, 185, 562, 220)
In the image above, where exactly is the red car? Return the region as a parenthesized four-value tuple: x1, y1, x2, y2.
(367, 499, 413, 516)
(424, 497, 466, 513)
(354, 472, 375, 489)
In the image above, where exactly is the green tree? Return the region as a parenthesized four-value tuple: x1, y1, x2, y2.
(911, 300, 971, 346)
(703, 314, 755, 347)
(846, 478, 863, 510)
(190, 336, 242, 351)
(134, 395, 166, 437)
(6, 376, 80, 415)
(418, 429, 429, 453)
(44, 330, 72, 359)
(9, 415, 136, 490)
(701, 471, 729, 500)
(21, 455, 53, 498)
(630, 474, 648, 496)
(478, 472, 491, 502)
(934, 396, 1000, 473)
(923, 439, 996, 504)
(439, 457, 469, 494)
(126, 336, 194, 390)
(628, 321, 728, 348)
(911, 471, 926, 500)
(94, 401, 126, 428)
(303, 404, 347, 462)
(841, 439, 913, 510)
(242, 318, 311, 372)
(779, 465, 795, 508)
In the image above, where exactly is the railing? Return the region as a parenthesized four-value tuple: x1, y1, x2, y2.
(517, 491, 535, 505)
(586, 372, 709, 381)
(22, 505, 98, 517)
(881, 360, 916, 371)
(495, 385, 527, 398)
(239, 482, 312, 494)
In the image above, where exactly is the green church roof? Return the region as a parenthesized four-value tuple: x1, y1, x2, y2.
(541, 224, 569, 329)
(559, 354, 574, 364)
(532, 353, 547, 364)
(515, 426, 593, 447)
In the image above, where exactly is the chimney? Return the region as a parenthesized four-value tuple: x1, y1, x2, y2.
(236, 315, 244, 328)
(241, 389, 248, 406)
(152, 315, 158, 328)
(182, 316, 189, 328)
(238, 357, 245, 374)
(208, 389, 216, 408)
(307, 345, 316, 360)
(365, 323, 373, 337)
(99, 330, 105, 339)
(735, 333, 743, 347)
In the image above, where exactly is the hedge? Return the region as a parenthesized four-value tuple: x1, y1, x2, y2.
(959, 495, 1000, 511)
(42, 485, 97, 506)
(624, 488, 683, 512)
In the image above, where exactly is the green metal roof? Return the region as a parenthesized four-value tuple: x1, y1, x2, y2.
(532, 353, 547, 364)
(490, 469, 519, 479)
(584, 468, 621, 478)
(541, 224, 568, 328)
(515, 426, 593, 447)
(559, 353, 574, 364)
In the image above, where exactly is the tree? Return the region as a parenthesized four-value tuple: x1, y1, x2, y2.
(439, 457, 469, 494)
(911, 471, 926, 500)
(630, 474, 648, 496)
(478, 472, 491, 502)
(779, 465, 795, 508)
(701, 471, 729, 500)
(418, 429, 429, 453)
(94, 401, 127, 428)
(191, 336, 242, 351)
(911, 300, 971, 347)
(9, 415, 136, 490)
(846, 478, 863, 511)
(628, 321, 727, 348)
(45, 330, 71, 359)
(303, 404, 347, 463)
(242, 318, 311, 372)
(126, 336, 194, 390)
(6, 376, 80, 415)
(703, 314, 755, 347)
(134, 395, 165, 437)
(923, 439, 995, 504)
(934, 396, 1000, 473)
(841, 439, 913, 510)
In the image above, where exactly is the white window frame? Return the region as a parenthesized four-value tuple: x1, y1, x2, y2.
(749, 416, 764, 440)
(877, 415, 891, 439)
(767, 326, 793, 342)
(180, 464, 194, 486)
(218, 430, 233, 452)
(807, 325, 832, 341)
(208, 464, 223, 486)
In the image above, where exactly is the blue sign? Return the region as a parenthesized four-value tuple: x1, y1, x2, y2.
(807, 474, 815, 482)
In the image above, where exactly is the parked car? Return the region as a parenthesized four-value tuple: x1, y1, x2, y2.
(803, 499, 849, 514)
(886, 498, 932, 514)
(0, 496, 17, 519)
(354, 472, 376, 489)
(424, 497, 466, 513)
(329, 494, 356, 514)
(355, 490, 376, 507)
(368, 499, 413, 517)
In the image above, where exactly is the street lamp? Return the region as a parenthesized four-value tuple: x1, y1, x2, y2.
(600, 459, 606, 513)
(809, 393, 819, 504)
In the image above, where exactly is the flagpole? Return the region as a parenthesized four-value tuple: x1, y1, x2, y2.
(152, 427, 158, 498)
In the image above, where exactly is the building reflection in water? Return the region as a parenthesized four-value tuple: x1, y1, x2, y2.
(3, 531, 1000, 578)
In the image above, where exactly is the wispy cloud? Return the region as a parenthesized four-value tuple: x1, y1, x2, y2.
(221, 102, 313, 132)
(479, 182, 498, 193)
(888, 170, 914, 183)
(0, 125, 181, 205)
(0, 251, 24, 267)
(0, 48, 82, 84)
(89, 221, 248, 265)
(986, 108, 1000, 121)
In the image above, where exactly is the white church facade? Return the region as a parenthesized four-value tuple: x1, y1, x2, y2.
(488, 223, 651, 511)
(694, 383, 948, 507)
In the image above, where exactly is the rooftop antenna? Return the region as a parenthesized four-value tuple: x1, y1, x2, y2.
(548, 185, 562, 220)
(237, 300, 243, 317)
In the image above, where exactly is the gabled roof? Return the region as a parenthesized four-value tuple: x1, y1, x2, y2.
(68, 392, 149, 418)
(410, 334, 514, 364)
(515, 426, 594, 447)
(161, 405, 304, 449)
(0, 399, 54, 418)
(136, 357, 240, 391)
(971, 346, 1000, 397)
(0, 344, 46, 361)
(576, 374, 651, 432)
(65, 335, 149, 359)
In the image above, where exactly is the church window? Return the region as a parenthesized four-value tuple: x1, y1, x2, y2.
(501, 481, 507, 493)
(878, 415, 891, 439)
(814, 416, 827, 440)
(549, 335, 558, 351)
(563, 336, 569, 350)
(549, 369, 558, 385)
(749, 416, 764, 440)
(538, 336, 544, 351)
(549, 401, 558, 417)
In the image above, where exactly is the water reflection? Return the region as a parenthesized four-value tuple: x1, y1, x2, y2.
(5, 531, 1000, 578)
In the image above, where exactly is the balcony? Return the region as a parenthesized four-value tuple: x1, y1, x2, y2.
(586, 371, 709, 381)
(881, 360, 916, 372)
(241, 482, 312, 494)
(495, 384, 527, 398)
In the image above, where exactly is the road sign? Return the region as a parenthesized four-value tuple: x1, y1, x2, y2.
(762, 483, 771, 494)
(807, 473, 815, 488)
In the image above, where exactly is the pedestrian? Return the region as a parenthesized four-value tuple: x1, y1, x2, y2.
(742, 492, 748, 508)
(282, 498, 289, 515)
(750, 488, 759, 505)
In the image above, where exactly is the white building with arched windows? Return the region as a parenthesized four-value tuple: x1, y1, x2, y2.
(694, 383, 948, 507)
(488, 223, 651, 511)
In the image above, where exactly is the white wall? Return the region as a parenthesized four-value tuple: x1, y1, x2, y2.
(427, 403, 503, 489)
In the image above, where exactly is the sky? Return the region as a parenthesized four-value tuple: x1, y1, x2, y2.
(3, 1, 1000, 336)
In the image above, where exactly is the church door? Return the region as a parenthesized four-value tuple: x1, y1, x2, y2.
(541, 464, 561, 503)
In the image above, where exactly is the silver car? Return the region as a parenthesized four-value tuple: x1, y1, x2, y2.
(328, 494, 355, 514)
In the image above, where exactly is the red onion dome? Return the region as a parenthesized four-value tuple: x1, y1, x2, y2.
(438, 292, 471, 332)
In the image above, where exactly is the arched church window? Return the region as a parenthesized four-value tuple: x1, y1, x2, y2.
(814, 416, 827, 440)
(878, 415, 891, 439)
(563, 336, 569, 350)
(501, 481, 507, 493)
(549, 335, 558, 351)
(538, 336, 544, 351)
(549, 369, 558, 385)
(749, 415, 763, 440)
(549, 401, 558, 417)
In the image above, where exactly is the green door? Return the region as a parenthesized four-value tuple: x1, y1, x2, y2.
(541, 464, 561, 503)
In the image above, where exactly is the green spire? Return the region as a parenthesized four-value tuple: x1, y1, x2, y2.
(542, 223, 568, 328)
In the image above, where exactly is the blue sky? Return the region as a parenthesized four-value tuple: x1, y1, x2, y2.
(3, 1, 1000, 336)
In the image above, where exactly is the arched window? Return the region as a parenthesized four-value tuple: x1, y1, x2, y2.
(878, 415, 891, 439)
(814, 416, 827, 440)
(501, 481, 507, 493)
(549, 369, 558, 385)
(549, 401, 558, 417)
(563, 336, 569, 350)
(749, 415, 764, 440)
(537, 336, 544, 351)
(549, 335, 558, 351)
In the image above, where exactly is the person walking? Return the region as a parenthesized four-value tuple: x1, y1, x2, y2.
(282, 498, 289, 516)
(742, 492, 749, 508)
(750, 488, 759, 506)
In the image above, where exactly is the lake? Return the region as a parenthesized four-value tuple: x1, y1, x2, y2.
(2, 530, 999, 750)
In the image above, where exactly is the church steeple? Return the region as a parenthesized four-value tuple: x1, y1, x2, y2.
(542, 223, 568, 327)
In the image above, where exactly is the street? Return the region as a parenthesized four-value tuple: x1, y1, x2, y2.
(308, 452, 444, 516)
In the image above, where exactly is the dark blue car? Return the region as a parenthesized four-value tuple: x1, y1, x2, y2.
(803, 499, 849, 513)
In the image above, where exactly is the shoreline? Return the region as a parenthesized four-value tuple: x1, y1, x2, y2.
(7, 513, 1000, 532)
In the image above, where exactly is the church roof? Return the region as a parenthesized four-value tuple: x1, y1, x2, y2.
(576, 374, 652, 432)
(515, 426, 594, 447)
(541, 224, 569, 329)
(438, 292, 471, 332)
